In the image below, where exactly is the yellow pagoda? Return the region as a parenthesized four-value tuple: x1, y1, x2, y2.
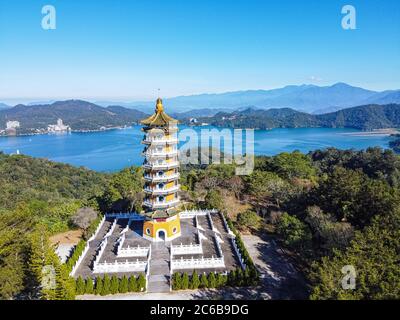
(140, 98, 181, 242)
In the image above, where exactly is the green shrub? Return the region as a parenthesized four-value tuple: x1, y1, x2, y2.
(119, 275, 129, 294)
(181, 272, 189, 290)
(228, 269, 236, 286)
(75, 276, 85, 295)
(216, 273, 227, 287)
(208, 272, 217, 288)
(191, 270, 200, 289)
(200, 273, 208, 288)
(128, 276, 137, 292)
(172, 273, 182, 290)
(101, 275, 111, 296)
(110, 275, 119, 294)
(95, 276, 103, 295)
(85, 278, 94, 294)
(137, 273, 146, 292)
(237, 210, 261, 230)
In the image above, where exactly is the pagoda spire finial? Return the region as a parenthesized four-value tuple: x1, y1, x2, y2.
(156, 97, 164, 113)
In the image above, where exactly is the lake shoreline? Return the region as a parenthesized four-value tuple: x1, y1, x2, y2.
(0, 125, 134, 138)
(0, 126, 394, 172)
(340, 128, 399, 137)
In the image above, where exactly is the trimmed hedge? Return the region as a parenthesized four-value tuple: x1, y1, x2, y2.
(76, 273, 147, 296)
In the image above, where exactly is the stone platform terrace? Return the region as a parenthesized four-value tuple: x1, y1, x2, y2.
(71, 210, 244, 292)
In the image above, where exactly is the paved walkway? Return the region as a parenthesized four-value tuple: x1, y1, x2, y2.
(147, 242, 171, 293)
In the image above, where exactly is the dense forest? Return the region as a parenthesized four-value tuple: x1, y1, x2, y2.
(179, 147, 400, 299)
(0, 152, 142, 299)
(0, 147, 399, 300)
(187, 104, 400, 131)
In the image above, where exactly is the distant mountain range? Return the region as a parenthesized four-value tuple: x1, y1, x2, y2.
(187, 104, 400, 131)
(0, 103, 11, 110)
(1, 98, 400, 136)
(94, 83, 400, 114)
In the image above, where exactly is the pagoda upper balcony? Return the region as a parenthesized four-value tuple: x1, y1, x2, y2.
(144, 172, 180, 182)
(142, 149, 178, 158)
(144, 184, 180, 195)
(143, 161, 180, 170)
(142, 137, 178, 145)
(143, 198, 180, 209)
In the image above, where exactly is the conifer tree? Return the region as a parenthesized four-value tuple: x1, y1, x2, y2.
(95, 276, 103, 295)
(137, 273, 146, 292)
(243, 268, 251, 286)
(128, 276, 137, 292)
(85, 278, 94, 295)
(27, 224, 59, 299)
(216, 273, 226, 288)
(236, 268, 244, 286)
(228, 269, 237, 286)
(54, 264, 76, 300)
(101, 275, 111, 296)
(172, 273, 182, 290)
(200, 273, 209, 288)
(75, 276, 85, 295)
(191, 270, 200, 289)
(182, 272, 189, 290)
(110, 275, 119, 294)
(119, 275, 129, 294)
(208, 272, 217, 288)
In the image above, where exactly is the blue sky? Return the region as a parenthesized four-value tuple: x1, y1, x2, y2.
(0, 0, 399, 103)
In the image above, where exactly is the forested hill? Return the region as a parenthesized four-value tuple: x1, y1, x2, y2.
(317, 104, 400, 130)
(0, 100, 148, 134)
(186, 104, 400, 130)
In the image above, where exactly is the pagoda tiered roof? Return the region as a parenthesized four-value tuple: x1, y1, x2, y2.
(140, 98, 178, 127)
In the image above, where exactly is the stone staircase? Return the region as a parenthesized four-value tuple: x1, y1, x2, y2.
(147, 242, 171, 293)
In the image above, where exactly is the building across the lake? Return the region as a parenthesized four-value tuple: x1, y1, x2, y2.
(70, 98, 244, 293)
(48, 118, 71, 133)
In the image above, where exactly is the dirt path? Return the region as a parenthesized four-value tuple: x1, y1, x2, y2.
(241, 234, 309, 300)
(50, 229, 83, 245)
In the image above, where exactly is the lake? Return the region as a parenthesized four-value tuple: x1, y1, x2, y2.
(0, 126, 393, 172)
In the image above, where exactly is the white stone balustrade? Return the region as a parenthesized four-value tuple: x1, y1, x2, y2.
(207, 212, 221, 234)
(117, 234, 150, 258)
(214, 235, 224, 258)
(171, 256, 225, 271)
(179, 209, 218, 219)
(69, 216, 106, 276)
(88, 216, 106, 242)
(171, 242, 203, 255)
(231, 238, 246, 270)
(219, 212, 236, 237)
(104, 218, 118, 238)
(105, 213, 145, 220)
(93, 259, 147, 273)
(93, 237, 108, 267)
(70, 243, 90, 277)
